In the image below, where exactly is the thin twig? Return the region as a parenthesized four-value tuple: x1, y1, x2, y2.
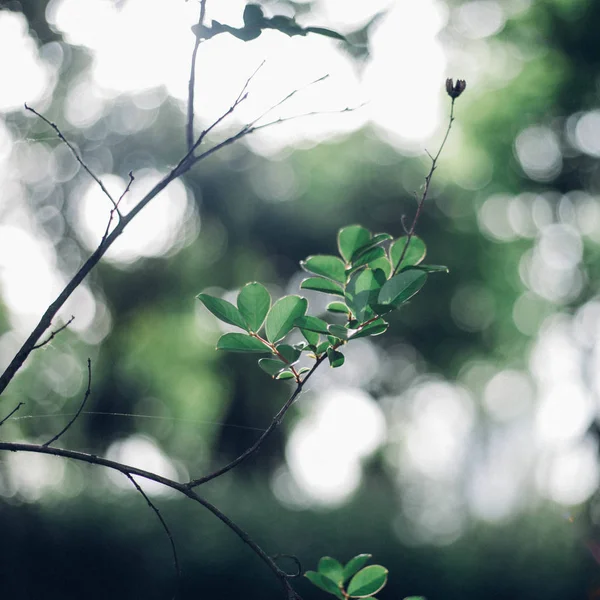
(24, 103, 121, 215)
(186, 355, 326, 488)
(124, 472, 181, 599)
(102, 171, 135, 241)
(32, 316, 74, 350)
(43, 358, 92, 447)
(393, 98, 456, 275)
(0, 441, 301, 597)
(0, 402, 24, 428)
(187, 0, 208, 150)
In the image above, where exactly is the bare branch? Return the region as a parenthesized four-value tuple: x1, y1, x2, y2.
(187, 0, 208, 150)
(24, 103, 121, 215)
(102, 171, 135, 241)
(32, 315, 74, 350)
(393, 97, 457, 275)
(43, 358, 92, 447)
(0, 402, 24, 429)
(0, 441, 301, 597)
(186, 355, 326, 488)
(124, 472, 181, 599)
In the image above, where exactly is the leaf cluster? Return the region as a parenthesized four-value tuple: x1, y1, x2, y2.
(197, 225, 447, 380)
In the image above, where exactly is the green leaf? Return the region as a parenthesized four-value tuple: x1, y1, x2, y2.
(350, 319, 388, 340)
(197, 293, 248, 330)
(368, 256, 392, 279)
(405, 264, 449, 274)
(294, 315, 330, 335)
(316, 341, 331, 355)
(301, 328, 320, 347)
(347, 565, 388, 598)
(301, 255, 346, 284)
(343, 555, 372, 584)
(351, 246, 385, 270)
(216, 333, 270, 353)
(390, 236, 426, 271)
(258, 358, 286, 377)
(327, 324, 348, 340)
(327, 348, 345, 368)
(305, 571, 344, 600)
(327, 301, 350, 314)
(265, 295, 308, 343)
(378, 270, 427, 307)
(237, 282, 271, 331)
(276, 370, 296, 380)
(338, 225, 371, 263)
(298, 367, 311, 375)
(276, 344, 301, 364)
(351, 233, 393, 262)
(301, 277, 345, 297)
(318, 557, 344, 586)
(403, 597, 426, 600)
(345, 268, 386, 323)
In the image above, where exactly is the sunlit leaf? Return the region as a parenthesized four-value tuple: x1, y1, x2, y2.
(378, 270, 427, 307)
(403, 597, 426, 600)
(326, 301, 350, 314)
(305, 571, 344, 600)
(237, 282, 271, 331)
(316, 341, 331, 355)
(276, 370, 296, 380)
(301, 277, 345, 297)
(265, 295, 308, 343)
(301, 328, 320, 347)
(294, 315, 330, 335)
(338, 225, 371, 263)
(318, 557, 344, 586)
(345, 268, 386, 323)
(342, 555, 372, 583)
(349, 319, 388, 339)
(327, 348, 345, 368)
(197, 293, 248, 330)
(216, 333, 270, 353)
(368, 256, 392, 279)
(276, 344, 301, 364)
(351, 233, 393, 262)
(298, 367, 311, 375)
(347, 565, 388, 598)
(327, 324, 348, 340)
(350, 246, 385, 270)
(258, 358, 286, 376)
(404, 264, 449, 274)
(390, 236, 426, 271)
(301, 255, 346, 283)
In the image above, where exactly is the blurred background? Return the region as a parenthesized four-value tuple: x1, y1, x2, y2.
(1, 0, 600, 598)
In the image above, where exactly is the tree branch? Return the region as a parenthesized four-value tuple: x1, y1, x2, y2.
(0, 402, 24, 429)
(31, 315, 74, 350)
(124, 472, 181, 599)
(187, 0, 208, 150)
(43, 358, 92, 447)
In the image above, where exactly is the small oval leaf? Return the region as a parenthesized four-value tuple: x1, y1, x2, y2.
(378, 270, 427, 307)
(345, 268, 386, 323)
(301, 277, 345, 297)
(197, 293, 248, 330)
(276, 370, 296, 380)
(294, 315, 330, 335)
(216, 333, 270, 353)
(327, 301, 350, 314)
(305, 571, 344, 600)
(237, 282, 271, 332)
(258, 358, 286, 377)
(276, 344, 301, 364)
(347, 565, 388, 598)
(390, 236, 426, 271)
(318, 557, 344, 585)
(343, 554, 372, 583)
(351, 232, 393, 262)
(327, 348, 345, 368)
(350, 319, 388, 340)
(338, 225, 372, 263)
(327, 324, 348, 340)
(265, 295, 308, 343)
(301, 255, 346, 284)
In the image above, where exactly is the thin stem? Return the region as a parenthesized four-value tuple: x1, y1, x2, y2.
(0, 402, 24, 429)
(124, 473, 181, 599)
(186, 355, 326, 488)
(32, 316, 74, 350)
(393, 98, 456, 275)
(43, 358, 92, 447)
(187, 0, 208, 150)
